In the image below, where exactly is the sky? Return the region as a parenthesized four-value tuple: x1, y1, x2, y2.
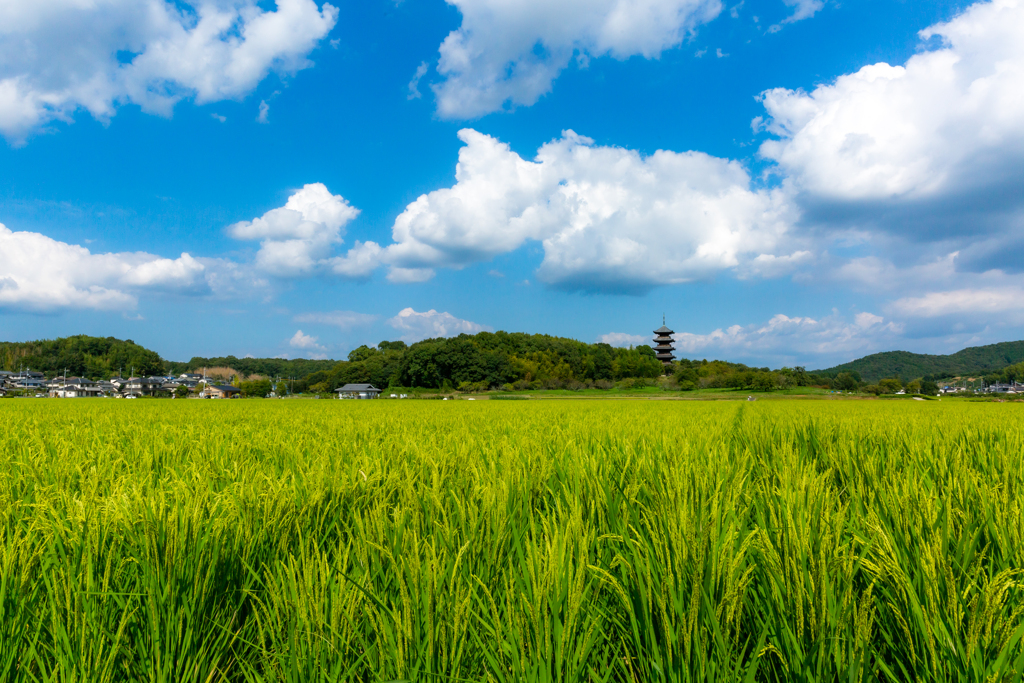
(1, 0, 1022, 369)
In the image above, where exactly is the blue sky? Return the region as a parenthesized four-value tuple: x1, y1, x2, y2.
(2, 0, 1022, 369)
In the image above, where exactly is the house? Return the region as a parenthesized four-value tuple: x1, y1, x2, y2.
(336, 383, 382, 399)
(986, 382, 1023, 394)
(123, 377, 163, 397)
(203, 384, 240, 399)
(49, 377, 103, 398)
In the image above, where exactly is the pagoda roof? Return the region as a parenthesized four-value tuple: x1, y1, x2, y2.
(654, 325, 674, 334)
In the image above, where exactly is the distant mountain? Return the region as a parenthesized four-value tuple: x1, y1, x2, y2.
(817, 340, 1024, 383)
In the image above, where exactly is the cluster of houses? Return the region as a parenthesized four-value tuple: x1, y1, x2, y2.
(0, 372, 405, 400)
(940, 381, 1024, 395)
(0, 370, 241, 399)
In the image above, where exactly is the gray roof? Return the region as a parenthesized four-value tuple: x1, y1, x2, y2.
(338, 384, 380, 391)
(654, 325, 674, 334)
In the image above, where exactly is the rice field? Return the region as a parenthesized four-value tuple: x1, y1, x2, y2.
(1, 398, 1023, 682)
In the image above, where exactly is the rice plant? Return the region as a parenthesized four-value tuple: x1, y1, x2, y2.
(0, 399, 1022, 681)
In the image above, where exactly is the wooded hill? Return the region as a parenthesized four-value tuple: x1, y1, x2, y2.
(818, 340, 1024, 383)
(165, 356, 337, 380)
(0, 335, 338, 380)
(292, 332, 771, 393)
(0, 336, 166, 378)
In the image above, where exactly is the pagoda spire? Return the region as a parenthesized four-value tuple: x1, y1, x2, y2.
(653, 318, 675, 374)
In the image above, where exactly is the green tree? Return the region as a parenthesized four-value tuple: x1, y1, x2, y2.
(348, 345, 379, 362)
(240, 379, 272, 398)
(752, 372, 778, 392)
(833, 373, 859, 391)
(879, 378, 904, 394)
(174, 385, 189, 399)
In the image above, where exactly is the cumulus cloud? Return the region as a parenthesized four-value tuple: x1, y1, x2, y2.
(382, 128, 795, 292)
(758, 0, 1024, 261)
(387, 307, 488, 343)
(432, 0, 723, 118)
(889, 288, 1024, 318)
(328, 240, 383, 279)
(0, 222, 255, 311)
(293, 310, 379, 328)
(0, 0, 338, 143)
(289, 329, 324, 350)
(598, 332, 649, 347)
(672, 311, 903, 363)
(228, 183, 360, 277)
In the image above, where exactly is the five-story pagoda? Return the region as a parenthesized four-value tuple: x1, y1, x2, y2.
(653, 316, 675, 374)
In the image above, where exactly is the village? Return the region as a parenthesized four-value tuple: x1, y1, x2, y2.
(1, 365, 1021, 400)
(0, 370, 240, 398)
(0, 370, 404, 400)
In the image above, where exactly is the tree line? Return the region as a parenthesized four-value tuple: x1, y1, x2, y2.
(290, 332, 834, 394)
(6, 334, 1020, 396)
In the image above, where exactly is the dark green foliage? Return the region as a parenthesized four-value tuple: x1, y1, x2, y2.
(819, 340, 1024, 383)
(239, 378, 273, 398)
(165, 355, 336, 381)
(671, 359, 824, 392)
(0, 335, 164, 378)
(293, 332, 668, 392)
(832, 372, 860, 391)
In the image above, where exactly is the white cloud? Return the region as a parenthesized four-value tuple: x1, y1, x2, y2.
(598, 332, 649, 347)
(783, 0, 824, 22)
(739, 250, 812, 278)
(387, 307, 488, 342)
(294, 310, 378, 328)
(759, 0, 1024, 205)
(228, 183, 360, 277)
(288, 329, 325, 351)
(0, 222, 233, 311)
(386, 267, 435, 284)
(407, 61, 429, 100)
(257, 100, 270, 123)
(327, 240, 382, 279)
(431, 0, 723, 118)
(889, 288, 1024, 318)
(382, 128, 795, 292)
(672, 311, 903, 362)
(768, 0, 823, 31)
(0, 0, 338, 142)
